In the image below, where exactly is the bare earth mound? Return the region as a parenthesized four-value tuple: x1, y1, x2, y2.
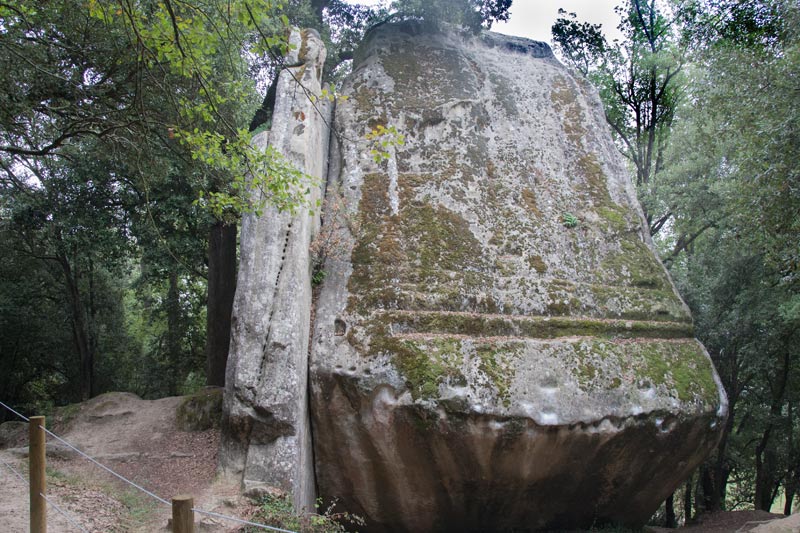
(649, 511, 787, 533)
(0, 392, 250, 532)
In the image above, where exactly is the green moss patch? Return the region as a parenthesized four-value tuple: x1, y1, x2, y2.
(373, 335, 522, 404)
(602, 236, 669, 290)
(348, 172, 489, 314)
(176, 387, 223, 431)
(527, 254, 548, 273)
(475, 343, 523, 407)
(383, 337, 465, 400)
(521, 188, 543, 218)
(571, 340, 719, 405)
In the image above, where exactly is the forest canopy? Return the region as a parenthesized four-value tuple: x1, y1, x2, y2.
(0, 0, 512, 409)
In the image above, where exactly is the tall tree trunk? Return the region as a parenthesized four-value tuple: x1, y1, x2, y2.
(755, 447, 778, 511)
(710, 445, 730, 511)
(755, 350, 791, 511)
(58, 252, 93, 400)
(665, 493, 676, 528)
(166, 267, 182, 395)
(785, 401, 796, 516)
(684, 473, 693, 524)
(697, 464, 716, 515)
(205, 221, 237, 386)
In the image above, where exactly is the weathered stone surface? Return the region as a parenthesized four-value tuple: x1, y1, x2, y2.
(309, 22, 727, 531)
(220, 28, 331, 512)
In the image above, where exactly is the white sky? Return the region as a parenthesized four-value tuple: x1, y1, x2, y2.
(344, 0, 622, 45)
(493, 0, 622, 44)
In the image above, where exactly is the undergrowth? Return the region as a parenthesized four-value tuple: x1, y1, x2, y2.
(246, 494, 364, 533)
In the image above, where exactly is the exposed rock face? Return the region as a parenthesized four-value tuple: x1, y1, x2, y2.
(308, 22, 727, 531)
(220, 29, 330, 511)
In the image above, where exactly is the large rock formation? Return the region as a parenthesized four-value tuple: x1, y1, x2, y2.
(220, 28, 330, 511)
(308, 22, 727, 531)
(224, 22, 728, 532)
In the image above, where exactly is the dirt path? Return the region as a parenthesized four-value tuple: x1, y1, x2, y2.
(0, 392, 251, 532)
(0, 448, 127, 532)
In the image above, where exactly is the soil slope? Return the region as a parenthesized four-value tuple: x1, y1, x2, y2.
(0, 392, 247, 532)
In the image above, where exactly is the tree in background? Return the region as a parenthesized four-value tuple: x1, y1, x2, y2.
(554, 0, 800, 517)
(553, 0, 683, 236)
(664, 0, 800, 514)
(0, 144, 138, 402)
(0, 0, 513, 410)
(0, 0, 295, 403)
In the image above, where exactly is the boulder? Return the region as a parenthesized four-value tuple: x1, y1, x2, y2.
(308, 22, 727, 531)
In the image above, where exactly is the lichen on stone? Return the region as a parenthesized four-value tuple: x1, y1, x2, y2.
(570, 339, 719, 405)
(308, 23, 727, 532)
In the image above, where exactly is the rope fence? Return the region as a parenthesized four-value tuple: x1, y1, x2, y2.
(1, 455, 89, 532)
(0, 400, 30, 422)
(39, 491, 92, 533)
(1, 456, 28, 484)
(0, 399, 299, 533)
(40, 427, 171, 507)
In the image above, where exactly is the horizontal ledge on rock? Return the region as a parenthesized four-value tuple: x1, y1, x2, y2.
(378, 309, 695, 340)
(390, 333, 694, 345)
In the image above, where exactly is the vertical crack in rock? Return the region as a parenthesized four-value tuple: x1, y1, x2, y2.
(221, 28, 330, 513)
(257, 226, 293, 380)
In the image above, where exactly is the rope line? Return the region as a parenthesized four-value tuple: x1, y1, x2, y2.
(1, 458, 89, 533)
(191, 507, 298, 533)
(2, 401, 297, 533)
(40, 491, 92, 533)
(40, 427, 171, 507)
(1, 457, 28, 484)
(0, 400, 30, 422)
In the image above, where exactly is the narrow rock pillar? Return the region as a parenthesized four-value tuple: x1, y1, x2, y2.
(220, 28, 331, 511)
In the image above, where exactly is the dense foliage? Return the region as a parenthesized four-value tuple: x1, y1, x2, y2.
(0, 0, 294, 409)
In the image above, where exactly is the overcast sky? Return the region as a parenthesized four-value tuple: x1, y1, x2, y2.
(344, 0, 623, 44)
(493, 0, 622, 44)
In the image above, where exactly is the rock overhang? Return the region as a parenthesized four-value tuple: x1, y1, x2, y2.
(308, 21, 727, 531)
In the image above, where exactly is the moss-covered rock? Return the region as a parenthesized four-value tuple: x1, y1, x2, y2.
(177, 387, 223, 431)
(309, 21, 726, 533)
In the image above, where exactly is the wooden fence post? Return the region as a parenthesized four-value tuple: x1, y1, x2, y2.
(172, 495, 195, 533)
(29, 415, 46, 533)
